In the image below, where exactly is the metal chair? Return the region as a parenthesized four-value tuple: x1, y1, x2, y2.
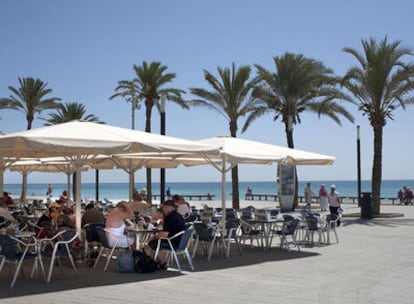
(93, 227, 129, 271)
(322, 214, 339, 244)
(238, 218, 264, 250)
(270, 218, 300, 252)
(39, 229, 79, 282)
(304, 215, 326, 245)
(220, 219, 242, 258)
(192, 222, 219, 260)
(82, 223, 105, 261)
(0, 233, 44, 287)
(154, 228, 195, 273)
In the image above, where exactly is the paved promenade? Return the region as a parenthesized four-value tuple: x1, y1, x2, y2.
(1, 203, 414, 304)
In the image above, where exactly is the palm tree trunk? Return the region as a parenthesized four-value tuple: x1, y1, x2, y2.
(145, 102, 153, 204)
(285, 125, 298, 209)
(230, 123, 239, 210)
(371, 125, 383, 215)
(231, 166, 240, 210)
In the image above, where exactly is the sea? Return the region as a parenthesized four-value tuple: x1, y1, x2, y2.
(4, 180, 413, 202)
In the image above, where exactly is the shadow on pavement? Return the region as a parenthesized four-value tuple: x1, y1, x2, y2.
(0, 245, 318, 299)
(342, 216, 414, 228)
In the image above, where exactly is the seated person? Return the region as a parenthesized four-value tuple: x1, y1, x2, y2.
(81, 203, 105, 227)
(129, 192, 150, 218)
(105, 201, 134, 248)
(3, 192, 15, 208)
(147, 200, 186, 266)
(48, 204, 75, 236)
(150, 207, 164, 228)
(36, 207, 54, 237)
(62, 206, 76, 225)
(59, 190, 69, 203)
(0, 199, 16, 228)
(172, 194, 191, 219)
(56, 190, 69, 207)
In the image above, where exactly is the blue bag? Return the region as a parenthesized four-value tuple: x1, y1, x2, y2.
(116, 253, 135, 273)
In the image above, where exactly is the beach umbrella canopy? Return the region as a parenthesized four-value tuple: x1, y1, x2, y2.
(9, 158, 90, 201)
(175, 136, 335, 228)
(0, 120, 219, 237)
(0, 120, 219, 158)
(196, 136, 335, 165)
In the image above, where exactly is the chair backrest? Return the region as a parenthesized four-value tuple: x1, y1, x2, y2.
(177, 228, 193, 251)
(305, 215, 319, 231)
(225, 209, 238, 221)
(325, 214, 338, 225)
(240, 211, 253, 220)
(225, 219, 240, 238)
(185, 214, 199, 223)
(282, 218, 299, 235)
(86, 223, 105, 242)
(56, 229, 78, 254)
(193, 222, 215, 241)
(283, 215, 295, 222)
(96, 226, 111, 248)
(239, 219, 253, 235)
(242, 205, 255, 213)
(269, 209, 279, 217)
(0, 234, 20, 259)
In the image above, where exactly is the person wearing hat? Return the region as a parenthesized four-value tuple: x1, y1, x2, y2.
(327, 185, 341, 226)
(146, 199, 186, 267)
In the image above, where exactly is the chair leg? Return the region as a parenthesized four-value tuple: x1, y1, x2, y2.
(104, 247, 116, 272)
(171, 251, 182, 273)
(47, 249, 58, 283)
(11, 257, 26, 287)
(191, 236, 199, 258)
(292, 235, 300, 252)
(66, 248, 78, 277)
(0, 256, 6, 272)
(184, 249, 195, 271)
(207, 237, 217, 261)
(93, 247, 104, 268)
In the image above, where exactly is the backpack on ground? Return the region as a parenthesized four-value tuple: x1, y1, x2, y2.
(132, 250, 159, 273)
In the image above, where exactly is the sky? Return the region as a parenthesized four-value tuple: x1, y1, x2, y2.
(1, 0, 414, 184)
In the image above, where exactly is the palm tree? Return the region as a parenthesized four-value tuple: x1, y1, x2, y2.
(250, 53, 354, 207)
(342, 37, 414, 215)
(189, 63, 260, 210)
(132, 61, 187, 203)
(250, 53, 354, 148)
(0, 77, 61, 130)
(0, 77, 61, 200)
(109, 80, 140, 129)
(42, 102, 103, 125)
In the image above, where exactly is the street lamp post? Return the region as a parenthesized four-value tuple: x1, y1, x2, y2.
(357, 125, 361, 206)
(160, 95, 166, 204)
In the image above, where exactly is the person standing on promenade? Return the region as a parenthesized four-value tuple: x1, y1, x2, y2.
(319, 184, 328, 212)
(246, 186, 253, 200)
(304, 182, 314, 211)
(398, 188, 404, 204)
(46, 184, 53, 197)
(327, 184, 341, 226)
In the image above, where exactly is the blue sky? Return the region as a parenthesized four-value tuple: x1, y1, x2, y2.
(1, 0, 414, 184)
